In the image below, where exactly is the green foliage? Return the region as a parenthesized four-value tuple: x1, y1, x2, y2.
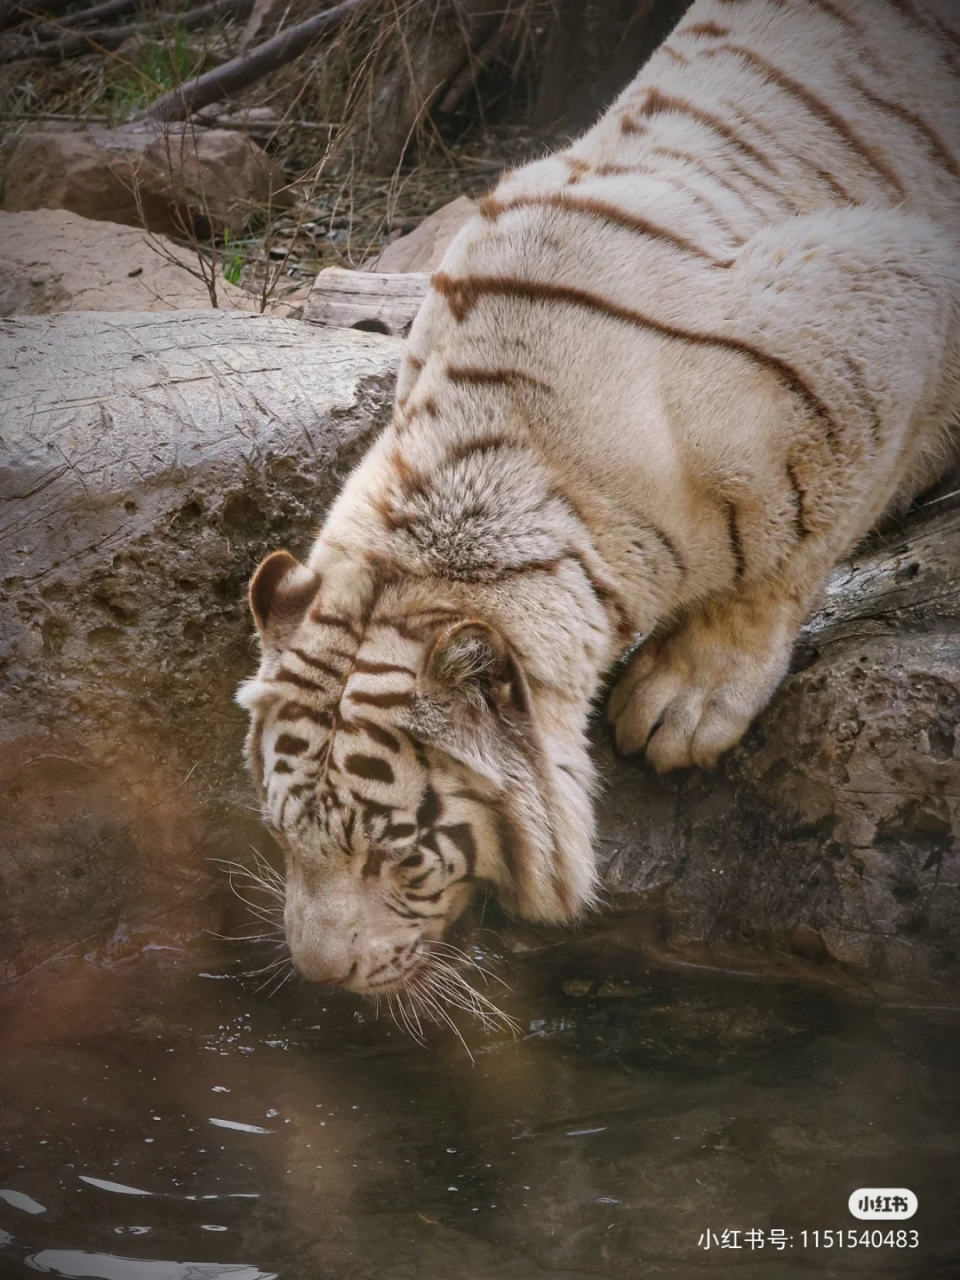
(221, 229, 245, 287)
(103, 26, 208, 113)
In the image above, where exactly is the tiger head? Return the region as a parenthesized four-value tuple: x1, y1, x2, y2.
(235, 546, 598, 998)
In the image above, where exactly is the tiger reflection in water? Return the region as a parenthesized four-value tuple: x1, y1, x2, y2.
(237, 0, 960, 1028)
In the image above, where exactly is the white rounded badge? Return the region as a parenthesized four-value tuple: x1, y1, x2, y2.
(848, 1189, 918, 1220)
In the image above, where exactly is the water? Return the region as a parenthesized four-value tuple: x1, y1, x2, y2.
(1, 934, 958, 1280)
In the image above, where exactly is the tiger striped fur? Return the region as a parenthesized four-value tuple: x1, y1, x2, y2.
(238, 0, 960, 996)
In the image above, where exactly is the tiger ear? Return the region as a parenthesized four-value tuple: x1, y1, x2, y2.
(249, 549, 320, 650)
(426, 620, 529, 716)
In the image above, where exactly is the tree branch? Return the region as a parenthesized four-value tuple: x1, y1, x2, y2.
(143, 0, 370, 123)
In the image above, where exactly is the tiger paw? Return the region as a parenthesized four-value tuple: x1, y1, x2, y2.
(606, 599, 797, 773)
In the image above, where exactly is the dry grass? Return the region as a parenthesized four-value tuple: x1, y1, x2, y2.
(0, 0, 569, 307)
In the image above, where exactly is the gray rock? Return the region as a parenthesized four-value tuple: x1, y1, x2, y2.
(0, 209, 261, 316)
(594, 502, 960, 997)
(0, 311, 402, 979)
(2, 124, 286, 237)
(1, 308, 957, 997)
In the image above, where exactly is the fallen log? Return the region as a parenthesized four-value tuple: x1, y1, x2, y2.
(144, 0, 369, 123)
(303, 266, 430, 336)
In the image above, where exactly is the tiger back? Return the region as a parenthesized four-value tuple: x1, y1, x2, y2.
(238, 0, 960, 1003)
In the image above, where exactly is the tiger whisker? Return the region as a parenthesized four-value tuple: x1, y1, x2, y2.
(239, 955, 291, 979)
(204, 928, 284, 944)
(425, 960, 521, 1036)
(211, 859, 285, 905)
(262, 964, 296, 998)
(408, 974, 475, 1065)
(402, 988, 425, 1041)
(247, 846, 286, 890)
(422, 940, 511, 989)
(389, 992, 425, 1045)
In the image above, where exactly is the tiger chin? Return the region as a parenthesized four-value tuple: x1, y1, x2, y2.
(237, 0, 960, 1003)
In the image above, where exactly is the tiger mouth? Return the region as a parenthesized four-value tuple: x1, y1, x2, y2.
(348, 963, 427, 996)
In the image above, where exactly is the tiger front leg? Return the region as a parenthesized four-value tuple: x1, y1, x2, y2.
(607, 581, 811, 773)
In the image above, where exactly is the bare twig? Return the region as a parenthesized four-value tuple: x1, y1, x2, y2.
(144, 0, 371, 123)
(2, 0, 252, 61)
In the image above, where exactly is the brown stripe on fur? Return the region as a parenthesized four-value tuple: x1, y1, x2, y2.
(568, 550, 634, 640)
(351, 791, 393, 820)
(445, 362, 550, 392)
(727, 100, 857, 201)
(724, 500, 746, 580)
(561, 153, 591, 184)
(848, 75, 960, 182)
(640, 87, 781, 174)
(652, 168, 745, 241)
(649, 524, 687, 576)
(344, 753, 395, 784)
(372, 492, 412, 533)
(723, 154, 797, 207)
(444, 431, 516, 464)
(785, 460, 811, 539)
(390, 447, 430, 502)
(843, 355, 885, 445)
(927, 11, 960, 74)
(274, 667, 327, 693)
(368, 614, 452, 643)
(702, 45, 908, 196)
(416, 784, 442, 830)
(362, 846, 390, 879)
(804, 0, 866, 34)
(810, 163, 856, 202)
(886, 0, 938, 36)
(590, 158, 743, 233)
(431, 273, 840, 448)
(679, 20, 730, 37)
(352, 657, 417, 677)
(649, 146, 769, 218)
(437, 822, 478, 876)
(290, 648, 344, 681)
(340, 717, 402, 751)
(396, 353, 424, 409)
(306, 608, 360, 638)
(660, 44, 690, 65)
(451, 784, 493, 807)
(620, 113, 647, 136)
(348, 689, 413, 709)
(276, 701, 333, 725)
(395, 396, 439, 435)
(274, 733, 309, 755)
(491, 804, 534, 909)
(484, 556, 567, 580)
(481, 191, 720, 260)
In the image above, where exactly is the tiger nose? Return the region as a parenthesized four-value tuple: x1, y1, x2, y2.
(291, 950, 358, 987)
(285, 915, 358, 986)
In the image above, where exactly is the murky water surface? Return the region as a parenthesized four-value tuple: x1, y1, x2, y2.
(1, 936, 958, 1279)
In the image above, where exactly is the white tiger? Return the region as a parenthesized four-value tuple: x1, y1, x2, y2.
(237, 0, 960, 1004)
